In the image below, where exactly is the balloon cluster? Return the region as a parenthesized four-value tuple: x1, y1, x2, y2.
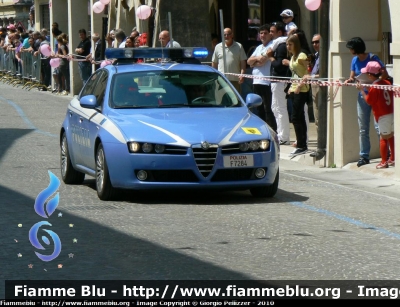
(39, 44, 62, 68)
(93, 0, 110, 14)
(305, 0, 321, 11)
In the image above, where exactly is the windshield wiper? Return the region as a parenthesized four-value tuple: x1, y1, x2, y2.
(113, 105, 154, 109)
(190, 104, 225, 107)
(157, 104, 190, 108)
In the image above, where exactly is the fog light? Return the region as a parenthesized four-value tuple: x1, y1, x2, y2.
(239, 143, 249, 151)
(137, 170, 148, 181)
(249, 141, 259, 151)
(255, 168, 266, 179)
(142, 143, 153, 153)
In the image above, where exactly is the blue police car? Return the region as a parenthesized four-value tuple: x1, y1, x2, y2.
(60, 47, 279, 200)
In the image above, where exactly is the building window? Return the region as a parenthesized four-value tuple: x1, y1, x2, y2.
(40, 4, 50, 30)
(248, 0, 260, 25)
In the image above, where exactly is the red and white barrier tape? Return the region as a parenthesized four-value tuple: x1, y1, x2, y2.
(225, 73, 400, 97)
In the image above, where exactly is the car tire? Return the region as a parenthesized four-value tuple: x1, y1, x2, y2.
(95, 143, 116, 201)
(60, 132, 85, 184)
(250, 168, 279, 198)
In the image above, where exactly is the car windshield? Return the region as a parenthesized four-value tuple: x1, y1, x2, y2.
(110, 71, 242, 109)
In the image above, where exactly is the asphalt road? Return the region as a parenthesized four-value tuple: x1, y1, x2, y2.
(1, 82, 400, 299)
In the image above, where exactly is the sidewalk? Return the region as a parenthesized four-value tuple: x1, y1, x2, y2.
(279, 121, 398, 180)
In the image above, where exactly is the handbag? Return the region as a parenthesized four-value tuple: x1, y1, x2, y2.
(283, 64, 292, 95)
(284, 82, 291, 94)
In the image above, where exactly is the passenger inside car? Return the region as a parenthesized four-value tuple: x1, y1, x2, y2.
(158, 80, 188, 105)
(113, 76, 139, 107)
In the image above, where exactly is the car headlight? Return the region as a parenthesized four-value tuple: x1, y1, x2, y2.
(239, 143, 250, 151)
(142, 143, 153, 153)
(249, 141, 259, 151)
(128, 142, 186, 154)
(129, 142, 140, 152)
(259, 140, 270, 150)
(155, 144, 165, 153)
(237, 140, 270, 152)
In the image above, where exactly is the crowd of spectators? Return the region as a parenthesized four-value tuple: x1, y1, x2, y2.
(0, 23, 149, 94)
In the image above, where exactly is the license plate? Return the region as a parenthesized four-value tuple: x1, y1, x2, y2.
(223, 155, 254, 168)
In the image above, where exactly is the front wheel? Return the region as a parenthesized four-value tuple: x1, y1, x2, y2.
(250, 169, 279, 198)
(95, 143, 116, 200)
(60, 132, 85, 184)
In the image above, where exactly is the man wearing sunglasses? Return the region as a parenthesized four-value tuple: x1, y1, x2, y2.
(303, 34, 321, 157)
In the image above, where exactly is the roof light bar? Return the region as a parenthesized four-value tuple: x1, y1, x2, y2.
(105, 47, 209, 60)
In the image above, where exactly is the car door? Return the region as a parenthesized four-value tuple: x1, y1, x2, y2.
(80, 70, 109, 169)
(74, 71, 102, 168)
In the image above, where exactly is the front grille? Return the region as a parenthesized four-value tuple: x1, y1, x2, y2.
(211, 168, 266, 182)
(192, 144, 218, 178)
(221, 144, 243, 154)
(143, 170, 199, 182)
(164, 145, 188, 155)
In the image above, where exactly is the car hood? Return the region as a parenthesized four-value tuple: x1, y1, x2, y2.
(106, 108, 271, 146)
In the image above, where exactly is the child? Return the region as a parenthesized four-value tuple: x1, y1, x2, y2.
(267, 9, 298, 55)
(356, 61, 395, 169)
(280, 9, 297, 35)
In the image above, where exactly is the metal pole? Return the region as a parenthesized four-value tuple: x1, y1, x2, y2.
(152, 0, 161, 47)
(115, 0, 121, 48)
(314, 0, 330, 161)
(101, 16, 107, 60)
(168, 12, 173, 47)
(219, 9, 226, 73)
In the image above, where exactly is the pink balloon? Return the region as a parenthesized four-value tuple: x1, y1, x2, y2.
(136, 5, 152, 20)
(13, 0, 19, 3)
(40, 44, 52, 57)
(305, 0, 321, 11)
(100, 60, 112, 68)
(100, 0, 110, 4)
(93, 1, 105, 14)
(50, 58, 61, 68)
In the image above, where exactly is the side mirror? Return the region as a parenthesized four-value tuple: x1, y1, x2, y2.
(80, 95, 97, 109)
(245, 93, 262, 109)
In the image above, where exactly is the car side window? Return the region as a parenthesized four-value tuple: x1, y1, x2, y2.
(92, 71, 108, 109)
(79, 71, 101, 98)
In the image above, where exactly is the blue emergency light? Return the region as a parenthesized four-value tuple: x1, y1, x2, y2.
(105, 47, 208, 61)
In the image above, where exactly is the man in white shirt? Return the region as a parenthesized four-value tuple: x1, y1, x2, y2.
(212, 28, 247, 93)
(114, 29, 127, 48)
(159, 30, 181, 48)
(247, 24, 276, 131)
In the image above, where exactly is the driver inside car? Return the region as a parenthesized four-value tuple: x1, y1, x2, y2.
(186, 84, 208, 103)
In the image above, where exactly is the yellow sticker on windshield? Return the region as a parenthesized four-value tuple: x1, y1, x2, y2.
(242, 127, 261, 135)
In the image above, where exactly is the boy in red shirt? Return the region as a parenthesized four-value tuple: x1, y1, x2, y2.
(357, 61, 394, 169)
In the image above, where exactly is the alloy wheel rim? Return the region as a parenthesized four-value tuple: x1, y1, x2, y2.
(96, 149, 104, 191)
(61, 137, 67, 176)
